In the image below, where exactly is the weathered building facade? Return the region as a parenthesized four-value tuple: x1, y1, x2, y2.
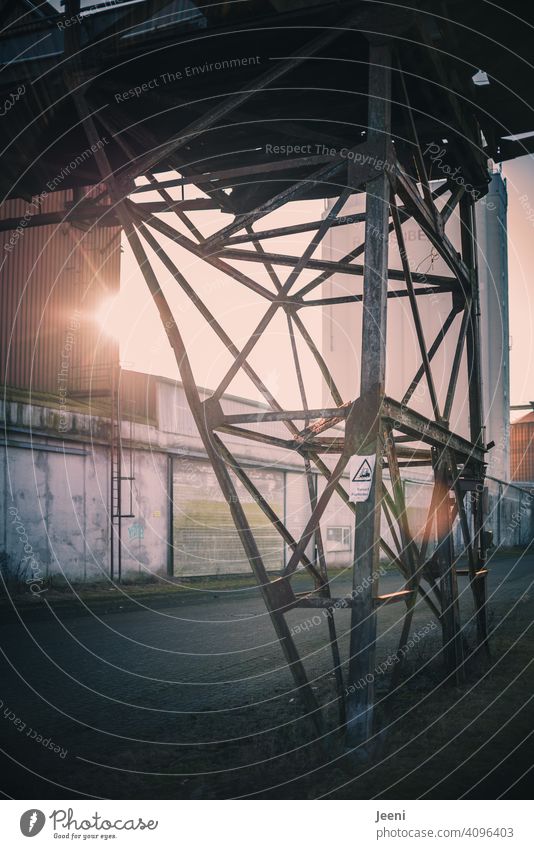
(2, 371, 531, 585)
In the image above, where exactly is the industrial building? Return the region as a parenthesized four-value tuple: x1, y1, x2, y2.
(510, 411, 534, 485)
(1, 368, 305, 581)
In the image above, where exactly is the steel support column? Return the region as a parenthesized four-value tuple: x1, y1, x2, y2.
(461, 194, 489, 651)
(434, 453, 465, 682)
(345, 43, 392, 752)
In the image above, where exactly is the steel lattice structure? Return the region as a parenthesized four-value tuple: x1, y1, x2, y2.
(4, 0, 530, 751)
(75, 44, 490, 751)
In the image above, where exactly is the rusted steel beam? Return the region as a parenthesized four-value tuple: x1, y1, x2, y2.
(302, 456, 347, 726)
(132, 154, 341, 194)
(434, 455, 465, 683)
(220, 410, 482, 481)
(459, 194, 488, 651)
(136, 221, 292, 420)
(203, 158, 347, 249)
(297, 438, 345, 453)
(203, 135, 403, 251)
(375, 590, 413, 607)
(442, 184, 466, 224)
(283, 326, 345, 714)
(247, 226, 285, 293)
(397, 61, 438, 226)
(393, 164, 470, 291)
(461, 195, 486, 455)
(100, 106, 236, 219)
(210, 300, 286, 401)
(282, 449, 353, 577)
(381, 495, 403, 570)
(290, 311, 344, 406)
(217, 246, 457, 288)
(390, 197, 441, 421)
(295, 183, 451, 301)
(401, 306, 459, 407)
(396, 459, 433, 468)
(301, 285, 455, 308)
(382, 397, 485, 464)
(0, 206, 118, 231)
(128, 202, 277, 301)
(443, 304, 471, 422)
(383, 423, 427, 690)
(383, 425, 420, 571)
(346, 43, 391, 752)
(132, 199, 219, 212)
(282, 391, 386, 582)
(456, 568, 488, 577)
(290, 439, 433, 459)
(287, 312, 309, 417)
(225, 213, 367, 245)
(388, 446, 432, 460)
(212, 435, 323, 584)
(222, 406, 347, 424)
(285, 188, 351, 292)
(96, 109, 227, 239)
(210, 193, 350, 403)
(294, 596, 358, 609)
(221, 396, 484, 464)
(379, 537, 442, 622)
(215, 424, 295, 451)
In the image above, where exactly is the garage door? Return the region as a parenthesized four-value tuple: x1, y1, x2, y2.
(173, 457, 284, 577)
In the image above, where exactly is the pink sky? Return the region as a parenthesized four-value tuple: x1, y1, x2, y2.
(110, 156, 534, 415)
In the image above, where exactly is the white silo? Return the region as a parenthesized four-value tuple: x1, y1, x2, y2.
(321, 170, 509, 482)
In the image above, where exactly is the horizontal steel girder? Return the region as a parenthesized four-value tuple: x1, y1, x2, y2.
(216, 396, 485, 465)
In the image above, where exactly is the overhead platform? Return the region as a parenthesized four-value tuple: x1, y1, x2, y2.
(0, 0, 533, 207)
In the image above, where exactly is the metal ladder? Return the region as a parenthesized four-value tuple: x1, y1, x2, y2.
(110, 366, 135, 582)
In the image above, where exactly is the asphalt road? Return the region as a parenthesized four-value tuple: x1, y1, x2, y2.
(0, 550, 532, 799)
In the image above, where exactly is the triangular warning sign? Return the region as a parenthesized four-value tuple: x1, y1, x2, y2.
(349, 454, 376, 502)
(352, 459, 373, 482)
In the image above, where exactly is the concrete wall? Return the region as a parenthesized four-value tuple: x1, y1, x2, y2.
(1, 377, 531, 586)
(1, 431, 170, 584)
(0, 383, 310, 583)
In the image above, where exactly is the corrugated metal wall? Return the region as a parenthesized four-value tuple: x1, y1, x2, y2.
(510, 418, 534, 482)
(119, 370, 158, 423)
(0, 189, 120, 396)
